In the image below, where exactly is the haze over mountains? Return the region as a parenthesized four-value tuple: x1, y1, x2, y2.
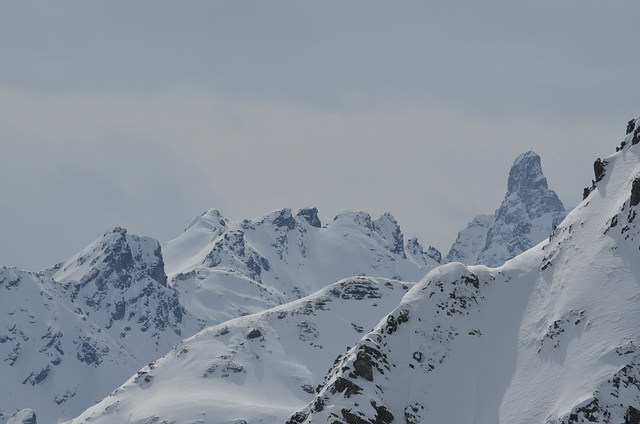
(5, 118, 640, 424)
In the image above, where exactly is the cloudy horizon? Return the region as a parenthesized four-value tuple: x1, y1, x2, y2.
(2, 1, 639, 270)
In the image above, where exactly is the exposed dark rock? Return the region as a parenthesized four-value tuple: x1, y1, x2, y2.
(302, 384, 315, 394)
(297, 207, 322, 228)
(286, 412, 309, 424)
(22, 366, 50, 386)
(426, 246, 442, 263)
(628, 119, 636, 135)
(352, 351, 374, 381)
(385, 310, 409, 334)
(376, 213, 406, 258)
(334, 280, 382, 300)
(583, 187, 592, 200)
(246, 329, 262, 339)
(150, 245, 168, 287)
(341, 408, 369, 424)
(631, 177, 640, 207)
(626, 405, 640, 424)
(594, 158, 607, 183)
(371, 401, 394, 424)
(331, 377, 363, 397)
(112, 300, 126, 321)
(76, 337, 108, 367)
(567, 398, 600, 423)
(273, 209, 296, 230)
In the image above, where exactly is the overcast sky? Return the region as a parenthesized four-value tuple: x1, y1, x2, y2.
(2, 1, 640, 270)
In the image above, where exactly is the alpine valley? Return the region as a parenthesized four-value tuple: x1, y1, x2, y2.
(3, 118, 640, 424)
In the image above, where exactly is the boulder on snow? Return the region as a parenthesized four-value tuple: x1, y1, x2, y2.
(631, 177, 640, 207)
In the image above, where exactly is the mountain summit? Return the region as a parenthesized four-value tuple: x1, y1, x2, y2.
(447, 151, 566, 267)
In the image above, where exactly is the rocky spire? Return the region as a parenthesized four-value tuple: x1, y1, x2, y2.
(447, 151, 566, 267)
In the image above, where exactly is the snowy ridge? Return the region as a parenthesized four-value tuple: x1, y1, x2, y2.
(288, 118, 640, 423)
(447, 151, 566, 267)
(64, 277, 414, 424)
(164, 207, 442, 323)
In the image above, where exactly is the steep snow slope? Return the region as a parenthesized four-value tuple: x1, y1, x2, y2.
(0, 229, 199, 424)
(65, 277, 413, 424)
(163, 208, 442, 322)
(289, 121, 640, 423)
(447, 151, 566, 267)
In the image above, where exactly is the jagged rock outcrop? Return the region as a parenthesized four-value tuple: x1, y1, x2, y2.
(42, 227, 197, 355)
(447, 151, 566, 267)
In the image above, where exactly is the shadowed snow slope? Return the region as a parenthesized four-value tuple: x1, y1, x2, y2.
(447, 151, 566, 267)
(289, 121, 640, 423)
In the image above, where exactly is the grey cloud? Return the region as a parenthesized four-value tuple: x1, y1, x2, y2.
(2, 1, 640, 269)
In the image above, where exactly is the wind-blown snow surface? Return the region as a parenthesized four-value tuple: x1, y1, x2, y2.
(65, 277, 413, 424)
(163, 208, 441, 323)
(289, 124, 640, 423)
(447, 151, 566, 267)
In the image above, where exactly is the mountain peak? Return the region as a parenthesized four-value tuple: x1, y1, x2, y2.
(296, 207, 321, 228)
(506, 150, 547, 195)
(447, 151, 565, 267)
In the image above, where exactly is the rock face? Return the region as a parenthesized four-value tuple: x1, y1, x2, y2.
(447, 151, 566, 267)
(42, 227, 198, 357)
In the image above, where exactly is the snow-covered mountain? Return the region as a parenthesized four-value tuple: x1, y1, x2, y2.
(0, 228, 200, 424)
(289, 121, 640, 423)
(447, 151, 566, 267)
(66, 116, 640, 424)
(0, 209, 441, 423)
(65, 277, 413, 424)
(163, 208, 442, 323)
